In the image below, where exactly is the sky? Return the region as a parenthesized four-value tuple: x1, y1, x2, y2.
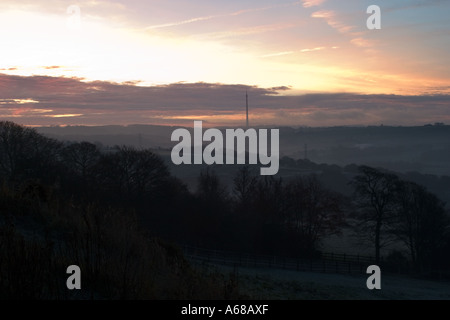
(0, 0, 449, 127)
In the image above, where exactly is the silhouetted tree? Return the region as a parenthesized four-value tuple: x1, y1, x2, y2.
(61, 142, 101, 181)
(248, 176, 288, 254)
(232, 165, 258, 210)
(394, 180, 449, 270)
(286, 175, 345, 254)
(196, 167, 228, 203)
(95, 146, 169, 203)
(254, 176, 286, 225)
(27, 133, 62, 183)
(351, 166, 399, 263)
(0, 121, 36, 181)
(0, 121, 61, 184)
(191, 168, 232, 248)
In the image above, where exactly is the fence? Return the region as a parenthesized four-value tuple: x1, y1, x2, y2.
(183, 245, 379, 275)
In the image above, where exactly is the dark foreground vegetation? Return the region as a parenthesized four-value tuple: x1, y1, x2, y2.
(0, 121, 449, 299)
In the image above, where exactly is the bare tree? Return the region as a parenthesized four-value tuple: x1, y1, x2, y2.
(286, 175, 345, 252)
(28, 133, 62, 182)
(232, 165, 258, 209)
(0, 121, 35, 180)
(61, 142, 101, 181)
(0, 121, 61, 183)
(96, 146, 169, 201)
(197, 167, 227, 203)
(351, 166, 399, 264)
(394, 180, 449, 270)
(254, 176, 286, 225)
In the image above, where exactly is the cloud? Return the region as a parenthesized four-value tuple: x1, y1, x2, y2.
(261, 46, 331, 59)
(301, 0, 326, 8)
(300, 47, 325, 52)
(1, 73, 450, 127)
(311, 10, 355, 34)
(0, 98, 39, 104)
(260, 51, 295, 58)
(45, 114, 83, 118)
(311, 10, 376, 49)
(200, 23, 297, 40)
(145, 1, 302, 30)
(145, 15, 216, 30)
(350, 38, 373, 48)
(43, 66, 62, 70)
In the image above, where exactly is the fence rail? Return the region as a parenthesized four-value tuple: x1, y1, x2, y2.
(182, 245, 378, 275)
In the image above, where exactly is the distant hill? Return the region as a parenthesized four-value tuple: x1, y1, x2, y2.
(37, 123, 450, 176)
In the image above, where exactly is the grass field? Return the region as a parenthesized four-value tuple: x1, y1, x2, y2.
(208, 264, 450, 300)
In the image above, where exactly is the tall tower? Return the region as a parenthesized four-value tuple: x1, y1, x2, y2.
(246, 90, 249, 128)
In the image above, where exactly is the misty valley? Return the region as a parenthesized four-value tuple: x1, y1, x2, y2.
(1, 121, 450, 300)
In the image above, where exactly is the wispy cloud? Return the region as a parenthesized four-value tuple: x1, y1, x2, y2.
(43, 65, 62, 70)
(145, 1, 302, 30)
(197, 23, 297, 40)
(0, 98, 39, 104)
(261, 46, 330, 58)
(260, 51, 295, 58)
(300, 47, 325, 52)
(301, 0, 326, 8)
(45, 114, 83, 118)
(350, 38, 373, 48)
(311, 10, 376, 49)
(311, 10, 355, 34)
(145, 15, 216, 30)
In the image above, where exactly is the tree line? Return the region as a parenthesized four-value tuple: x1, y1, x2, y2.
(0, 121, 241, 299)
(1, 121, 449, 282)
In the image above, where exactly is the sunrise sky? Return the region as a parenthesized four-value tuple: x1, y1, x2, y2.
(0, 0, 449, 127)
